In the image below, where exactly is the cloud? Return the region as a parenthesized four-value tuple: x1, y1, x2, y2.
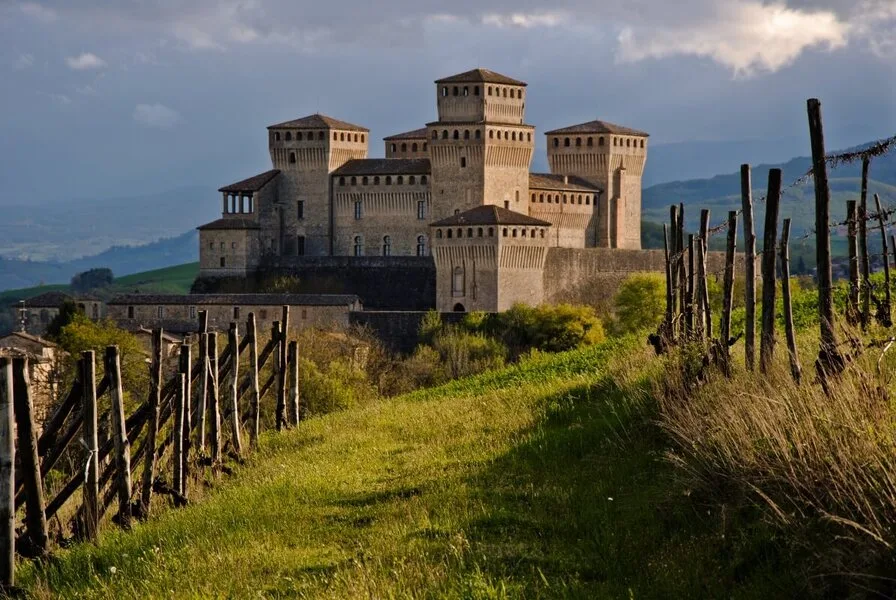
(133, 103, 182, 129)
(19, 2, 56, 22)
(481, 12, 568, 29)
(65, 52, 107, 70)
(13, 53, 35, 70)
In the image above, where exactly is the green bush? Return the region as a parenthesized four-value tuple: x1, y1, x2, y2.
(299, 357, 377, 416)
(612, 273, 666, 335)
(432, 329, 507, 379)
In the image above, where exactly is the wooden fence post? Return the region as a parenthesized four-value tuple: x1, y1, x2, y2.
(669, 205, 679, 340)
(780, 219, 802, 384)
(80, 351, 99, 541)
(808, 98, 845, 379)
(178, 343, 191, 495)
(874, 193, 892, 326)
(12, 356, 48, 556)
(197, 313, 209, 453)
(847, 200, 860, 325)
(677, 204, 686, 332)
(208, 333, 221, 464)
(0, 357, 14, 589)
(720, 211, 738, 374)
(273, 321, 286, 430)
(860, 157, 871, 329)
(686, 234, 695, 337)
(173, 373, 186, 498)
(663, 224, 674, 342)
(699, 209, 713, 340)
(278, 306, 290, 430)
(104, 345, 131, 528)
(288, 341, 300, 425)
(741, 164, 757, 371)
(139, 329, 162, 517)
(248, 313, 260, 446)
(760, 168, 782, 374)
(228, 323, 242, 456)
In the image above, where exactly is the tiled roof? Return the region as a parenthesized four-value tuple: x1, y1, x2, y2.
(196, 218, 261, 231)
(218, 170, 280, 193)
(0, 331, 59, 348)
(331, 158, 431, 177)
(529, 173, 602, 193)
(383, 127, 429, 141)
(431, 205, 551, 227)
(108, 293, 361, 307)
(267, 113, 368, 131)
(544, 120, 649, 137)
(24, 291, 72, 308)
(435, 68, 527, 87)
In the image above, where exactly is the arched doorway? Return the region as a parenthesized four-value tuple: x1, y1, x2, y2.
(453, 303, 465, 313)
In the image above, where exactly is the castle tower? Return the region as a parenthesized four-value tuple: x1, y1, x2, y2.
(430, 205, 550, 312)
(544, 121, 648, 249)
(427, 69, 534, 220)
(267, 114, 368, 256)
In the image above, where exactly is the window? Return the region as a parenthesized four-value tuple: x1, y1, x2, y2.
(274, 132, 281, 141)
(599, 136, 605, 146)
(527, 133, 531, 141)
(587, 137, 593, 147)
(233, 307, 241, 319)
(391, 143, 397, 153)
(436, 229, 443, 239)
(475, 130, 481, 139)
(502, 228, 508, 237)
(576, 137, 582, 147)
(423, 143, 427, 151)
(297, 200, 304, 220)
(578, 195, 583, 205)
(504, 201, 509, 209)
(521, 229, 527, 238)
(457, 228, 463, 238)
(333, 132, 338, 141)
(640, 140, 645, 148)
(553, 138, 559, 147)
(452, 86, 459, 96)
(515, 190, 520, 203)
(463, 86, 468, 96)
(128, 306, 135, 319)
(209, 241, 214, 250)
(354, 133, 359, 142)
(382, 235, 392, 256)
(442, 130, 448, 139)
(488, 86, 493, 96)
(220, 257, 226, 267)
(512, 229, 518, 238)
(397, 176, 403, 184)
(297, 235, 305, 255)
(474, 86, 480, 96)
(409, 175, 416, 184)
(460, 157, 466, 168)
(339, 176, 346, 186)
(285, 132, 292, 141)
(362, 176, 368, 185)
(464, 130, 470, 140)
(373, 176, 380, 185)
(354, 200, 362, 220)
(417, 235, 426, 256)
(340, 132, 345, 141)
(432, 130, 438, 139)
(467, 227, 473, 237)
(231, 241, 237, 249)
(489, 130, 494, 139)
(453, 130, 459, 140)
(503, 88, 507, 98)
(585, 196, 590, 205)
(157, 306, 164, 319)
(488, 227, 494, 236)
(421, 175, 427, 184)
(289, 152, 296, 164)
(385, 176, 392, 185)
(452, 266, 464, 297)
(564, 138, 570, 147)
(417, 200, 426, 220)
(361, 134, 365, 142)
(220, 242, 225, 251)
(297, 132, 303, 141)
(190, 306, 197, 319)
(563, 195, 568, 204)
(539, 193, 544, 203)
(412, 143, 418, 152)
(318, 131, 325, 140)
(626, 138, 631, 147)
(442, 86, 448, 97)
(401, 143, 407, 152)
(531, 193, 536, 203)
(301, 309, 307, 319)
(447, 229, 452, 239)
(353, 235, 363, 256)
(478, 227, 483, 237)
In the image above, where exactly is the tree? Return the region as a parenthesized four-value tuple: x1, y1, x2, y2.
(70, 268, 114, 293)
(45, 299, 83, 339)
(612, 273, 666, 335)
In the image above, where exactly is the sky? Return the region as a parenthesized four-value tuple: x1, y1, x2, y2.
(2, 0, 896, 206)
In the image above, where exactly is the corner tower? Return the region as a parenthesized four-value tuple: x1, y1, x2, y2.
(545, 121, 648, 249)
(427, 69, 534, 220)
(267, 114, 368, 256)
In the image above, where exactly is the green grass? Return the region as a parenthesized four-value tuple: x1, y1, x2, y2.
(15, 337, 798, 599)
(0, 263, 198, 305)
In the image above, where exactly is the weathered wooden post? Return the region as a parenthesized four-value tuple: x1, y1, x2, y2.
(104, 345, 131, 528)
(12, 356, 48, 556)
(273, 320, 286, 430)
(720, 211, 738, 374)
(173, 373, 186, 498)
(741, 164, 757, 371)
(677, 204, 687, 330)
(228, 323, 242, 456)
(874, 193, 892, 326)
(288, 341, 300, 425)
(248, 313, 260, 446)
(197, 312, 209, 453)
(686, 234, 695, 336)
(860, 157, 871, 329)
(80, 351, 99, 541)
(140, 328, 162, 517)
(0, 357, 14, 588)
(278, 306, 290, 430)
(760, 169, 782, 374)
(178, 343, 191, 494)
(669, 205, 679, 340)
(847, 200, 860, 325)
(780, 219, 802, 384)
(208, 332, 221, 464)
(808, 98, 845, 379)
(698, 209, 713, 340)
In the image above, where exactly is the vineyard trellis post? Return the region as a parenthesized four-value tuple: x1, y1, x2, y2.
(677, 204, 686, 335)
(288, 341, 300, 425)
(699, 209, 712, 340)
(173, 373, 186, 501)
(663, 224, 674, 344)
(686, 234, 695, 336)
(847, 200, 860, 325)
(874, 193, 892, 326)
(208, 332, 221, 464)
(178, 342, 191, 495)
(197, 312, 209, 453)
(140, 329, 162, 517)
(669, 205, 679, 341)
(760, 168, 782, 374)
(104, 345, 131, 528)
(12, 356, 48, 556)
(780, 218, 802, 384)
(228, 322, 242, 457)
(860, 157, 871, 329)
(720, 210, 738, 375)
(0, 357, 14, 589)
(741, 164, 757, 371)
(80, 351, 99, 541)
(248, 312, 260, 446)
(273, 320, 286, 430)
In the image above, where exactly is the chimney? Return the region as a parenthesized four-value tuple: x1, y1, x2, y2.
(563, 175, 568, 185)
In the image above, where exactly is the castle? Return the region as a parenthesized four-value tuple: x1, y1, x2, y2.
(198, 68, 649, 312)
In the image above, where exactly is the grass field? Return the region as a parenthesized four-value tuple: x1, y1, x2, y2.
(16, 337, 799, 599)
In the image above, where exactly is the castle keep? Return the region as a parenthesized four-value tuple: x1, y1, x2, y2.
(198, 68, 649, 312)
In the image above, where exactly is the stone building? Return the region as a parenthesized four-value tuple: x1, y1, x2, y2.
(0, 332, 66, 425)
(198, 67, 649, 312)
(13, 291, 104, 336)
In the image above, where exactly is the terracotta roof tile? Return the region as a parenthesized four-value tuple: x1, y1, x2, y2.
(544, 120, 649, 137)
(267, 113, 368, 131)
(430, 205, 551, 227)
(196, 218, 261, 231)
(383, 127, 429, 141)
(435, 68, 527, 86)
(529, 173, 602, 193)
(218, 169, 280, 193)
(331, 158, 431, 177)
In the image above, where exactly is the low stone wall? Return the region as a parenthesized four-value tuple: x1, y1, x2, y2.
(350, 311, 466, 354)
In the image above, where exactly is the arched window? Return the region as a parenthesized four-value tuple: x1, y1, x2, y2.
(599, 136, 605, 146)
(447, 229, 452, 239)
(289, 152, 296, 164)
(576, 137, 582, 147)
(353, 236, 363, 256)
(432, 130, 438, 139)
(531, 193, 536, 202)
(442, 130, 448, 139)
(460, 157, 466, 168)
(553, 138, 559, 148)
(563, 195, 568, 204)
(515, 190, 520, 203)
(421, 175, 427, 184)
(416, 235, 426, 256)
(285, 132, 293, 141)
(502, 228, 508, 237)
(340, 132, 345, 141)
(540, 229, 545, 238)
(488, 86, 493, 96)
(453, 130, 459, 140)
(401, 143, 407, 152)
(385, 176, 392, 185)
(333, 132, 338, 141)
(437, 229, 443, 239)
(397, 175, 403, 184)
(452, 86, 459, 96)
(339, 176, 346, 186)
(354, 133, 359, 142)
(464, 130, 470, 140)
(274, 132, 281, 141)
(409, 175, 416, 184)
(467, 227, 473, 237)
(463, 86, 468, 96)
(382, 236, 392, 256)
(442, 86, 448, 97)
(362, 176, 368, 185)
(512, 131, 517, 141)
(527, 133, 531, 142)
(457, 228, 463, 238)
(488, 227, 494, 236)
(521, 229, 527, 238)
(564, 137, 570, 147)
(452, 266, 464, 297)
(477, 227, 483, 237)
(373, 176, 380, 185)
(391, 143, 397, 153)
(474, 86, 480, 96)
(587, 137, 593, 147)
(319, 131, 325, 140)
(423, 142, 427, 151)
(578, 195, 583, 204)
(489, 130, 494, 139)
(585, 196, 590, 205)
(640, 139, 645, 148)
(626, 138, 631, 147)
(351, 176, 357, 185)
(297, 132, 303, 141)
(417, 199, 426, 219)
(475, 130, 481, 139)
(539, 193, 544, 203)
(412, 143, 418, 151)
(512, 229, 518, 237)
(503, 88, 507, 98)
(613, 137, 618, 146)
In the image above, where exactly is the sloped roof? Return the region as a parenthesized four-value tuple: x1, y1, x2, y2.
(0, 331, 59, 348)
(197, 218, 261, 231)
(431, 205, 551, 227)
(218, 169, 280, 193)
(529, 173, 602, 193)
(544, 120, 649, 137)
(332, 158, 431, 177)
(267, 113, 368, 131)
(24, 291, 72, 308)
(383, 127, 429, 141)
(435, 68, 527, 86)
(108, 294, 361, 307)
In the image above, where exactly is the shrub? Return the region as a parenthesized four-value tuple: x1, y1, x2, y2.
(612, 273, 666, 335)
(299, 357, 377, 416)
(432, 329, 507, 379)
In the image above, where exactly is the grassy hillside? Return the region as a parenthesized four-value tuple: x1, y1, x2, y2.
(18, 338, 798, 598)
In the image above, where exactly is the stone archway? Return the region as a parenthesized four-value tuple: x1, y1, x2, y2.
(453, 303, 466, 313)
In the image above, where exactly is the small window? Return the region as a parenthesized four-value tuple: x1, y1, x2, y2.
(354, 133, 358, 142)
(432, 130, 438, 139)
(442, 130, 448, 139)
(209, 241, 214, 250)
(587, 137, 593, 147)
(475, 130, 481, 139)
(333, 132, 338, 141)
(412, 143, 418, 152)
(464, 130, 470, 140)
(220, 242, 225, 251)
(564, 138, 570, 147)
(640, 140, 645, 148)
(488, 86, 493, 96)
(397, 176, 403, 184)
(447, 229, 452, 239)
(489, 130, 494, 139)
(382, 235, 392, 256)
(452, 266, 464, 297)
(467, 227, 473, 237)
(339, 176, 346, 186)
(417, 200, 426, 220)
(297, 235, 305, 255)
(463, 86, 468, 96)
(502, 228, 508, 237)
(488, 227, 494, 237)
(391, 143, 397, 153)
(460, 157, 466, 168)
(285, 132, 292, 141)
(453, 130, 459, 140)
(373, 176, 380, 185)
(512, 229, 518, 238)
(409, 175, 416, 184)
(416, 235, 426, 256)
(599, 136, 605, 146)
(531, 193, 536, 202)
(289, 152, 296, 164)
(504, 201, 509, 209)
(553, 138, 559, 148)
(515, 190, 520, 203)
(421, 175, 427, 184)
(452, 86, 459, 96)
(362, 176, 368, 185)
(340, 133, 345, 141)
(297, 200, 304, 220)
(297, 132, 303, 141)
(128, 306, 135, 319)
(503, 88, 507, 98)
(527, 133, 531, 142)
(539, 194, 544, 203)
(576, 137, 582, 147)
(442, 86, 448, 97)
(423, 142, 427, 151)
(157, 306, 164, 318)
(385, 176, 392, 185)
(401, 143, 407, 152)
(585, 196, 590, 206)
(457, 228, 463, 238)
(351, 176, 357, 185)
(437, 229, 443, 239)
(361, 134, 365, 143)
(477, 228, 483, 237)
(318, 131, 325, 140)
(627, 138, 631, 147)
(231, 241, 237, 249)
(233, 307, 240, 319)
(274, 132, 281, 141)
(353, 235, 363, 256)
(354, 201, 363, 220)
(474, 86, 480, 96)
(220, 257, 226, 267)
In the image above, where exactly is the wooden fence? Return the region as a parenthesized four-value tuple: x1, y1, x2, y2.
(0, 306, 299, 590)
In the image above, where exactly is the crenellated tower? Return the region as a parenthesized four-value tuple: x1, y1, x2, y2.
(545, 121, 648, 249)
(427, 69, 534, 221)
(267, 114, 368, 256)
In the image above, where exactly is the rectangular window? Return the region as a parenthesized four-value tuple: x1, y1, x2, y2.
(209, 242, 214, 250)
(460, 157, 466, 168)
(128, 306, 135, 319)
(297, 235, 305, 256)
(297, 200, 304, 220)
(417, 200, 426, 220)
(190, 306, 197, 319)
(157, 306, 164, 319)
(233, 307, 240, 320)
(301, 309, 307, 320)
(220, 257, 226, 267)
(354, 201, 362, 220)
(231, 242, 237, 249)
